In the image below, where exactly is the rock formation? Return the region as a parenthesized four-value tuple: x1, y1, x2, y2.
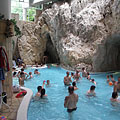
(16, 0, 120, 72)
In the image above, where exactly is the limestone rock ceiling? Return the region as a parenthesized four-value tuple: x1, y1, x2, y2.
(17, 0, 120, 72)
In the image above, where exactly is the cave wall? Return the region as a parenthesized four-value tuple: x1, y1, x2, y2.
(14, 0, 120, 72)
(45, 33, 60, 63)
(93, 34, 120, 71)
(39, 0, 120, 71)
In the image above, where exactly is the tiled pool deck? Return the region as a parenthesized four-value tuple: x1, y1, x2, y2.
(0, 93, 23, 120)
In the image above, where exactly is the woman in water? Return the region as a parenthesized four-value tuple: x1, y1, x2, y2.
(40, 88, 47, 98)
(86, 85, 96, 96)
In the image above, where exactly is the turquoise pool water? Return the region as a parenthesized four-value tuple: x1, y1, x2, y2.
(13, 66, 120, 120)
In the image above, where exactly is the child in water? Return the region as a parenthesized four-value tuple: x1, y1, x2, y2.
(86, 85, 96, 96)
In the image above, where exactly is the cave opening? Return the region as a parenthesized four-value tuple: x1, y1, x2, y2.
(93, 34, 120, 72)
(44, 33, 60, 64)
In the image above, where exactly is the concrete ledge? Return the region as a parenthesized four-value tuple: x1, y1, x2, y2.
(17, 87, 33, 120)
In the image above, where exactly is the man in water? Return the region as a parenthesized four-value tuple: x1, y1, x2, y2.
(82, 67, 87, 77)
(74, 70, 82, 81)
(64, 71, 72, 86)
(34, 69, 40, 74)
(64, 86, 78, 112)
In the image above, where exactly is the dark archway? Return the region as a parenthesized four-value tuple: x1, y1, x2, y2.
(44, 33, 60, 64)
(93, 34, 120, 72)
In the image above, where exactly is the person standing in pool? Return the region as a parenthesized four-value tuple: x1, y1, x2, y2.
(27, 72, 33, 79)
(82, 67, 87, 77)
(72, 81, 78, 90)
(86, 85, 96, 96)
(64, 86, 78, 112)
(35, 86, 42, 97)
(64, 71, 72, 86)
(87, 72, 91, 80)
(19, 68, 28, 86)
(40, 88, 47, 98)
(110, 92, 120, 102)
(70, 72, 74, 81)
(74, 70, 82, 81)
(114, 77, 120, 92)
(106, 75, 110, 83)
(110, 75, 116, 85)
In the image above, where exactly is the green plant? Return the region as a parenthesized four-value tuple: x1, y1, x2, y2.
(27, 7, 36, 21)
(10, 19, 21, 36)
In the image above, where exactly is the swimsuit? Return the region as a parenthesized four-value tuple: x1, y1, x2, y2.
(67, 107, 77, 112)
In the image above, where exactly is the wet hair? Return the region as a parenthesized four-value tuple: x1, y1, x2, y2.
(37, 86, 42, 92)
(71, 72, 74, 76)
(41, 88, 46, 98)
(112, 92, 118, 99)
(13, 72, 17, 76)
(21, 68, 24, 72)
(110, 75, 113, 78)
(90, 85, 96, 91)
(82, 67, 85, 70)
(68, 86, 74, 94)
(91, 79, 95, 82)
(20, 72, 24, 76)
(35, 69, 38, 71)
(72, 82, 76, 87)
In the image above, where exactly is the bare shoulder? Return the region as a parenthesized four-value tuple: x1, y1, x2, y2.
(65, 96, 69, 100)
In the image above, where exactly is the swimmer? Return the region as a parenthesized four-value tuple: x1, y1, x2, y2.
(82, 67, 87, 77)
(64, 71, 72, 86)
(114, 77, 120, 92)
(74, 70, 82, 81)
(71, 72, 74, 78)
(40, 88, 47, 98)
(35, 86, 42, 97)
(86, 85, 96, 96)
(27, 72, 33, 79)
(110, 92, 120, 102)
(34, 69, 40, 74)
(46, 80, 50, 86)
(106, 75, 110, 83)
(87, 72, 91, 80)
(19, 68, 28, 86)
(64, 86, 78, 112)
(13, 71, 17, 77)
(20, 68, 29, 79)
(70, 72, 74, 81)
(72, 82, 78, 90)
(90, 79, 96, 85)
(110, 75, 115, 84)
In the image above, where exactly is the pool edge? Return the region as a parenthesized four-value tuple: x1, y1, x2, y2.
(16, 87, 33, 120)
